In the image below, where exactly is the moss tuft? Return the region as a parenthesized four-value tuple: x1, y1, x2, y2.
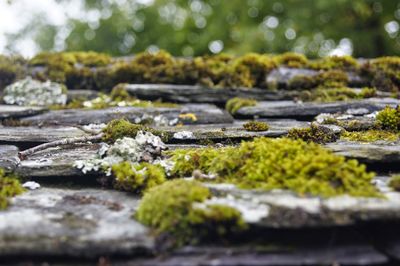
(225, 97, 257, 114)
(375, 106, 400, 131)
(287, 124, 338, 143)
(0, 169, 25, 210)
(341, 130, 399, 142)
(243, 121, 269, 132)
(389, 175, 400, 191)
(309, 56, 359, 70)
(169, 138, 378, 197)
(274, 52, 308, 68)
(112, 162, 166, 193)
(0, 55, 25, 89)
(136, 179, 246, 246)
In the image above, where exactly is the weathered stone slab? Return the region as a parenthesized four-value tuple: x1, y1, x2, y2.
(0, 126, 88, 146)
(0, 187, 153, 258)
(131, 245, 388, 266)
(67, 89, 99, 102)
(16, 144, 100, 177)
(266, 67, 368, 88)
(236, 98, 400, 118)
(0, 105, 45, 119)
(326, 140, 400, 165)
(20, 104, 234, 126)
(207, 182, 400, 228)
(0, 145, 19, 171)
(124, 84, 296, 103)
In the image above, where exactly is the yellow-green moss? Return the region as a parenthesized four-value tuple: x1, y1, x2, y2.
(341, 130, 399, 142)
(288, 70, 349, 90)
(112, 162, 166, 193)
(30, 51, 112, 67)
(287, 124, 338, 143)
(375, 106, 400, 131)
(309, 56, 359, 70)
(225, 97, 257, 114)
(136, 179, 246, 246)
(243, 121, 269, 132)
(300, 87, 358, 102)
(0, 169, 25, 210)
(0, 55, 25, 89)
(389, 175, 400, 191)
(102, 119, 172, 143)
(170, 137, 378, 197)
(365, 57, 400, 92)
(358, 87, 377, 98)
(274, 52, 308, 68)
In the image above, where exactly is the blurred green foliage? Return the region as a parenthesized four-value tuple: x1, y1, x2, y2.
(6, 0, 400, 57)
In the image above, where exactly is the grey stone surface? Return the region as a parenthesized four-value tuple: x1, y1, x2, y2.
(207, 183, 400, 228)
(326, 140, 400, 164)
(236, 98, 400, 118)
(16, 144, 100, 177)
(20, 104, 234, 126)
(124, 83, 296, 103)
(266, 67, 368, 88)
(130, 245, 388, 266)
(67, 89, 100, 102)
(0, 145, 19, 171)
(0, 126, 88, 145)
(0, 105, 45, 119)
(0, 187, 153, 258)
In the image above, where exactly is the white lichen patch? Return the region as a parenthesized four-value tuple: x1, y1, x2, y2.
(74, 131, 167, 175)
(194, 194, 270, 223)
(173, 131, 194, 139)
(22, 181, 41, 190)
(3, 77, 67, 106)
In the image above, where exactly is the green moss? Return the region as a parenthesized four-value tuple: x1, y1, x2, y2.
(341, 130, 399, 142)
(287, 124, 338, 143)
(243, 121, 269, 132)
(112, 162, 166, 193)
(136, 179, 246, 246)
(365, 57, 400, 92)
(274, 52, 308, 68)
(309, 56, 359, 70)
(288, 75, 317, 90)
(0, 169, 25, 210)
(102, 119, 145, 142)
(102, 118, 172, 143)
(0, 55, 25, 89)
(375, 106, 400, 131)
(225, 97, 257, 114)
(358, 87, 377, 98)
(288, 70, 349, 91)
(300, 87, 358, 102)
(30, 51, 112, 67)
(169, 137, 379, 197)
(389, 175, 400, 191)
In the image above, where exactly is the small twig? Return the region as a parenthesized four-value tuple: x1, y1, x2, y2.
(18, 133, 104, 160)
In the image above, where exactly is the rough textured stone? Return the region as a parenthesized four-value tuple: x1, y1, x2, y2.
(236, 98, 400, 118)
(0, 145, 19, 171)
(0, 187, 153, 258)
(16, 144, 100, 177)
(326, 140, 400, 165)
(124, 83, 296, 103)
(266, 67, 368, 88)
(0, 105, 45, 119)
(207, 182, 400, 228)
(0, 126, 88, 146)
(20, 104, 234, 126)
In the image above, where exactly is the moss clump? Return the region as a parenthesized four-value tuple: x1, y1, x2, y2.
(0, 55, 25, 89)
(288, 70, 349, 91)
(30, 51, 112, 67)
(389, 175, 400, 191)
(341, 130, 399, 142)
(112, 162, 166, 193)
(136, 179, 246, 246)
(226, 97, 257, 114)
(0, 169, 25, 210)
(364, 57, 400, 92)
(102, 119, 172, 143)
(274, 52, 308, 68)
(375, 106, 400, 131)
(102, 119, 146, 142)
(287, 124, 338, 143)
(358, 87, 377, 98)
(170, 138, 378, 197)
(309, 56, 359, 70)
(243, 121, 269, 132)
